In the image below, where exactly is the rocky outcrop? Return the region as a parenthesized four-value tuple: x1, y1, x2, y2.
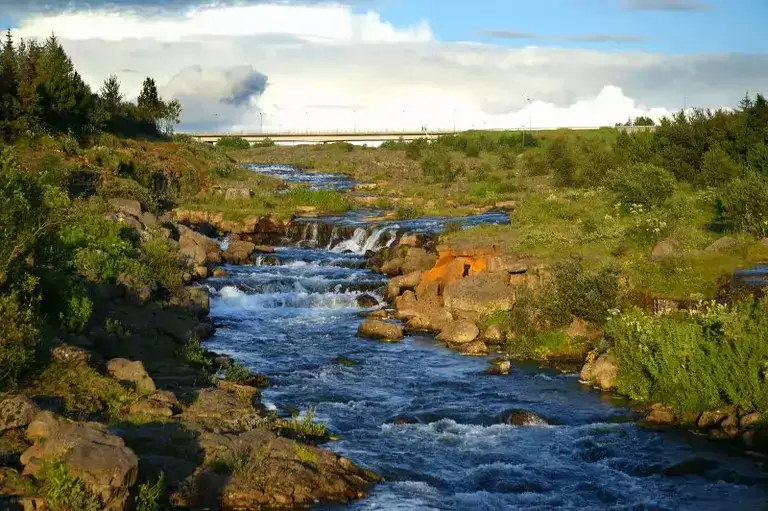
(223, 240, 257, 265)
(356, 294, 379, 308)
(443, 271, 515, 317)
(106, 358, 157, 394)
(21, 412, 139, 510)
(457, 340, 488, 356)
(379, 246, 438, 277)
(482, 324, 505, 344)
(0, 396, 40, 434)
(705, 236, 739, 253)
(579, 353, 618, 391)
(436, 320, 480, 345)
(502, 409, 549, 426)
(357, 320, 404, 342)
(385, 271, 422, 301)
(173, 209, 290, 236)
(108, 198, 143, 219)
(178, 225, 222, 267)
(50, 344, 103, 368)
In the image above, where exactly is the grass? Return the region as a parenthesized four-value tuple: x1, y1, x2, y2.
(293, 443, 318, 464)
(271, 407, 328, 444)
(35, 460, 102, 511)
(209, 443, 273, 486)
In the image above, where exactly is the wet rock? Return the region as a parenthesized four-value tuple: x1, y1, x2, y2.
(740, 411, 762, 429)
(443, 271, 515, 317)
(223, 240, 257, 264)
(254, 245, 275, 253)
(650, 238, 679, 260)
(0, 396, 40, 433)
(482, 324, 505, 344)
(398, 233, 425, 247)
(661, 457, 718, 477)
(365, 309, 389, 320)
(644, 404, 677, 426)
(183, 286, 210, 317)
(579, 353, 618, 391)
(356, 294, 379, 308)
(212, 268, 228, 278)
(192, 265, 208, 279)
(502, 409, 548, 426)
(698, 408, 732, 429)
(457, 340, 488, 356)
(436, 320, 480, 345)
(720, 414, 740, 437)
(108, 198, 142, 219)
(21, 415, 139, 510)
(487, 357, 511, 375)
(391, 416, 420, 425)
(332, 356, 360, 367)
(106, 358, 157, 394)
(50, 344, 102, 368)
(357, 319, 404, 342)
(295, 206, 319, 218)
(705, 236, 738, 253)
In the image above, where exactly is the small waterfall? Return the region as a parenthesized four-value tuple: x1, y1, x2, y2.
(360, 227, 397, 254)
(331, 227, 368, 253)
(310, 223, 319, 245)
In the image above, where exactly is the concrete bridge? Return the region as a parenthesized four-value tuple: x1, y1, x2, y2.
(185, 125, 655, 145)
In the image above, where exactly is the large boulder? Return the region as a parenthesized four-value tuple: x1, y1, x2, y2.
(357, 319, 404, 342)
(443, 271, 515, 317)
(457, 340, 488, 356)
(579, 353, 618, 391)
(106, 358, 157, 394)
(705, 236, 738, 253)
(178, 226, 222, 267)
(502, 409, 549, 426)
(21, 413, 138, 510)
(380, 247, 437, 277)
(385, 271, 422, 301)
(650, 238, 679, 260)
(482, 324, 505, 343)
(108, 198, 142, 219)
(51, 344, 103, 368)
(224, 187, 254, 201)
(223, 240, 257, 265)
(0, 395, 40, 433)
(436, 320, 480, 345)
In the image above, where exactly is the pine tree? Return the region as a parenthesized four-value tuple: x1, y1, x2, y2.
(0, 29, 19, 140)
(137, 77, 163, 121)
(98, 74, 123, 130)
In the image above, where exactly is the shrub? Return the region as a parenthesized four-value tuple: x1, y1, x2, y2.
(394, 204, 425, 219)
(698, 145, 743, 187)
(609, 299, 768, 413)
(0, 288, 39, 390)
(35, 460, 102, 511)
(135, 473, 165, 511)
(272, 407, 328, 443)
(420, 148, 454, 182)
(225, 361, 252, 384)
(405, 138, 427, 160)
(548, 137, 577, 186)
(216, 136, 251, 151)
(542, 258, 621, 326)
(519, 147, 549, 176)
(252, 138, 276, 148)
(719, 171, 768, 237)
(607, 163, 676, 208)
(141, 235, 184, 293)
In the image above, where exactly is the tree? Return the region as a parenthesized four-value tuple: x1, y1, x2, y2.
(98, 75, 123, 130)
(158, 98, 181, 136)
(0, 29, 18, 140)
(633, 116, 655, 127)
(137, 77, 163, 121)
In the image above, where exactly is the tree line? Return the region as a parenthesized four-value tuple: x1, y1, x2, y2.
(0, 30, 180, 141)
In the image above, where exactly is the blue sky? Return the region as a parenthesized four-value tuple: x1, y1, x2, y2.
(373, 0, 768, 54)
(2, 0, 766, 54)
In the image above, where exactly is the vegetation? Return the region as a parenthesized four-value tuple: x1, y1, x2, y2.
(217, 136, 251, 151)
(35, 460, 102, 511)
(135, 473, 166, 511)
(271, 407, 328, 444)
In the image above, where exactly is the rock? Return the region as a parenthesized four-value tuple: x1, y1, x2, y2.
(223, 240, 257, 265)
(457, 340, 488, 356)
(398, 234, 424, 247)
(436, 320, 480, 345)
(697, 409, 732, 429)
(644, 404, 677, 425)
(356, 294, 379, 308)
(482, 324, 505, 343)
(650, 238, 679, 260)
(129, 400, 174, 418)
(391, 416, 420, 425)
(394, 290, 418, 315)
(26, 411, 61, 442)
(487, 358, 511, 375)
(502, 409, 548, 426)
(21, 416, 138, 510)
(178, 226, 222, 267)
(495, 200, 519, 210)
(386, 271, 422, 301)
(443, 272, 514, 317)
(116, 272, 152, 304)
(705, 236, 738, 253)
(0, 396, 40, 433)
(740, 411, 762, 429)
(224, 188, 254, 201)
(357, 319, 404, 342)
(193, 265, 209, 279)
(139, 211, 158, 228)
(212, 268, 228, 278)
(50, 344, 102, 368)
(184, 286, 210, 317)
(761, 238, 768, 249)
(661, 457, 718, 477)
(720, 414, 740, 437)
(365, 309, 389, 320)
(579, 353, 618, 391)
(106, 358, 157, 394)
(149, 390, 180, 408)
(254, 245, 275, 253)
(180, 388, 261, 431)
(295, 206, 319, 218)
(108, 198, 142, 218)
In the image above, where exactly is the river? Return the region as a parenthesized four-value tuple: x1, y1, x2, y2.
(204, 164, 768, 510)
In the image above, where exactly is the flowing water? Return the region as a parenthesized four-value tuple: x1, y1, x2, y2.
(205, 165, 768, 510)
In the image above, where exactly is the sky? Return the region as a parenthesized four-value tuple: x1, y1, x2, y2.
(2, 0, 767, 132)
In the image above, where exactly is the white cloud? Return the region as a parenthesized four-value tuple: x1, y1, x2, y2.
(13, 3, 766, 132)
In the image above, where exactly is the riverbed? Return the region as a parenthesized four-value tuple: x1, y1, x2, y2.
(204, 164, 768, 510)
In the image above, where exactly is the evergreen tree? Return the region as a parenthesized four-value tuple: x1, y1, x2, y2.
(98, 74, 123, 130)
(137, 77, 163, 121)
(0, 29, 18, 140)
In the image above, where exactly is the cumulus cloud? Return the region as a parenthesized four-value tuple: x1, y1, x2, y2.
(622, 0, 713, 12)
(12, 3, 763, 132)
(478, 30, 647, 43)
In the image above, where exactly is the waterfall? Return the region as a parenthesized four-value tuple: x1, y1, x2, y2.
(361, 227, 392, 254)
(331, 227, 368, 253)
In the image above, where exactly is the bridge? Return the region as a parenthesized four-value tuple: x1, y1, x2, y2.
(185, 125, 655, 145)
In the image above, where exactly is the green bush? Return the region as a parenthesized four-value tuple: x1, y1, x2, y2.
(698, 145, 743, 187)
(542, 258, 621, 326)
(141, 235, 184, 293)
(420, 147, 454, 182)
(0, 288, 39, 389)
(135, 473, 165, 511)
(35, 460, 102, 511)
(252, 138, 276, 148)
(224, 361, 252, 384)
(405, 138, 427, 160)
(607, 163, 676, 208)
(609, 298, 768, 413)
(394, 204, 425, 219)
(548, 137, 577, 186)
(719, 171, 768, 237)
(519, 147, 549, 176)
(216, 136, 251, 151)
